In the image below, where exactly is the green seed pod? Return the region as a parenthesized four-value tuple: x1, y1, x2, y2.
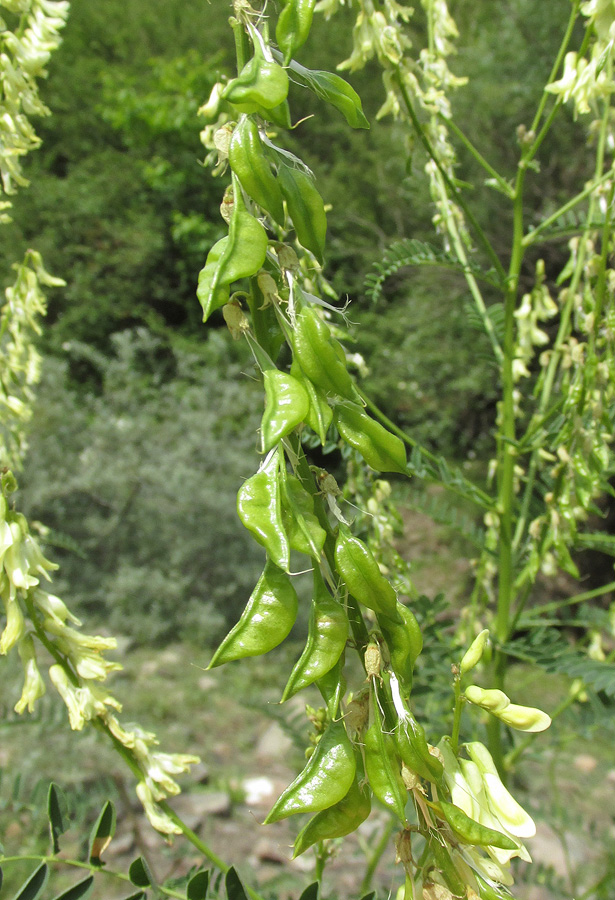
(317, 652, 346, 718)
(392, 682, 443, 783)
(290, 359, 333, 445)
(237, 451, 290, 571)
(334, 524, 400, 620)
(333, 401, 407, 475)
(292, 306, 358, 401)
(208, 560, 298, 667)
(223, 42, 289, 112)
(282, 571, 348, 702)
(229, 117, 285, 225)
(364, 685, 407, 822)
(264, 719, 356, 823)
(280, 473, 327, 560)
(196, 236, 231, 323)
(439, 800, 518, 851)
(277, 165, 327, 263)
(428, 838, 467, 898)
(214, 173, 269, 288)
(261, 370, 310, 452)
(292, 761, 370, 856)
(377, 602, 422, 690)
(276, 0, 317, 64)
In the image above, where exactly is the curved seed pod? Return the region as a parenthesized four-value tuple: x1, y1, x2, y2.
(196, 237, 231, 323)
(364, 685, 407, 823)
(281, 570, 348, 701)
(277, 165, 327, 263)
(237, 451, 290, 571)
(276, 0, 317, 63)
(280, 473, 327, 559)
(292, 761, 370, 856)
(377, 602, 422, 690)
(334, 525, 400, 619)
(213, 173, 269, 291)
(292, 307, 358, 401)
(333, 401, 407, 475)
(261, 370, 310, 452)
(229, 117, 285, 225)
(264, 719, 356, 823)
(287, 62, 370, 129)
(290, 360, 332, 445)
(394, 695, 443, 783)
(223, 42, 289, 112)
(439, 800, 518, 851)
(208, 560, 298, 667)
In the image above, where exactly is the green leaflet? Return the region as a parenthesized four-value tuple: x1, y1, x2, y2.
(261, 370, 310, 452)
(280, 472, 327, 560)
(334, 401, 407, 474)
(277, 165, 327, 263)
(293, 763, 371, 856)
(334, 525, 400, 620)
(281, 569, 348, 701)
(208, 560, 298, 666)
(264, 719, 355, 823)
(237, 450, 290, 570)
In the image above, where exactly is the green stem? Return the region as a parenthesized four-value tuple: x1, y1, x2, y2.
(358, 388, 494, 510)
(314, 842, 327, 886)
(520, 580, 615, 619)
(394, 71, 507, 284)
(522, 169, 615, 247)
(450, 677, 463, 755)
(230, 16, 250, 74)
(445, 117, 513, 197)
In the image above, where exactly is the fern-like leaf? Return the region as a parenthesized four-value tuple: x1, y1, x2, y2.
(365, 239, 501, 304)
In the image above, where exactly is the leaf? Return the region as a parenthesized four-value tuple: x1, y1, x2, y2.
(364, 239, 501, 304)
(360, 893, 376, 900)
(574, 532, 615, 556)
(187, 870, 210, 900)
(12, 863, 49, 900)
(298, 883, 319, 900)
(120, 893, 147, 900)
(51, 875, 94, 900)
(225, 868, 248, 900)
(129, 857, 153, 888)
(48, 783, 68, 854)
(88, 800, 116, 865)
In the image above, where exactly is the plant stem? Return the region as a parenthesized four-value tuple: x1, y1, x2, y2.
(522, 168, 615, 247)
(519, 580, 615, 619)
(450, 676, 463, 755)
(445, 117, 513, 197)
(394, 71, 507, 284)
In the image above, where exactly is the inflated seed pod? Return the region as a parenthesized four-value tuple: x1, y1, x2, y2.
(276, 0, 317, 63)
(196, 236, 231, 323)
(290, 359, 333, 445)
(292, 306, 358, 401)
(223, 41, 289, 112)
(333, 400, 407, 475)
(229, 117, 285, 225)
(281, 569, 348, 701)
(264, 718, 356, 823)
(237, 450, 290, 571)
(334, 524, 400, 620)
(261, 370, 310, 453)
(277, 164, 327, 263)
(377, 602, 422, 690)
(292, 759, 370, 856)
(280, 473, 327, 560)
(208, 560, 298, 667)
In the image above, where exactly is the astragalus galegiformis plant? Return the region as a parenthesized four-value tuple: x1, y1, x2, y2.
(196, 0, 615, 897)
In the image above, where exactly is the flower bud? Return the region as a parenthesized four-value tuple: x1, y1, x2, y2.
(0, 595, 25, 654)
(14, 634, 46, 713)
(460, 629, 489, 676)
(465, 685, 510, 712)
(495, 703, 551, 733)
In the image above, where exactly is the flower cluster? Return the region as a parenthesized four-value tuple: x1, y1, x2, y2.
(0, 0, 69, 197)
